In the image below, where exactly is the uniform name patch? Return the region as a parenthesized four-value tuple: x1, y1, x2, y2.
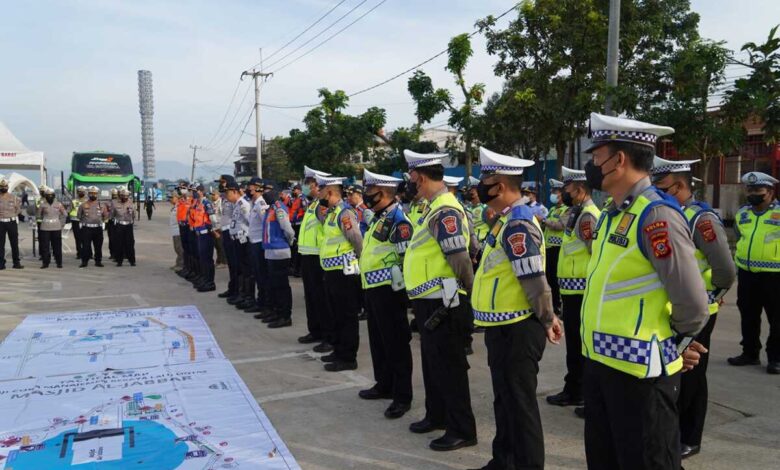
(507, 232, 527, 257)
(442, 215, 458, 234)
(643, 221, 668, 233)
(696, 220, 717, 242)
(650, 231, 672, 258)
(607, 233, 628, 247)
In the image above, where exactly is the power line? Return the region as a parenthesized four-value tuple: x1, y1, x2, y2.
(208, 83, 255, 151)
(263, 0, 371, 71)
(252, 0, 348, 69)
(204, 78, 247, 148)
(209, 106, 256, 176)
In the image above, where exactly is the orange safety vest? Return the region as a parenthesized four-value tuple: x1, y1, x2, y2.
(188, 198, 209, 229)
(176, 199, 190, 223)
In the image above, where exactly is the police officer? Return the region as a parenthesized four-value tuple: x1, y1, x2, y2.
(358, 169, 414, 419)
(542, 178, 567, 316)
(216, 176, 240, 301)
(261, 186, 295, 328)
(289, 183, 307, 277)
(728, 171, 780, 375)
(107, 187, 119, 260)
(580, 113, 709, 469)
(242, 177, 269, 313)
(463, 176, 492, 244)
(112, 188, 136, 266)
(296, 166, 334, 350)
(78, 186, 108, 268)
(546, 167, 600, 416)
(652, 156, 737, 458)
(36, 187, 67, 269)
(346, 184, 373, 236)
(468, 147, 563, 470)
(402, 149, 477, 451)
(190, 184, 218, 292)
(522, 184, 548, 221)
(226, 178, 255, 307)
(0, 178, 23, 270)
(316, 175, 363, 371)
(69, 186, 87, 260)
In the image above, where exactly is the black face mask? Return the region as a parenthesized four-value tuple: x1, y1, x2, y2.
(89, 195, 97, 201)
(477, 181, 499, 204)
(406, 180, 418, 201)
(561, 191, 574, 207)
(747, 193, 766, 206)
(319, 198, 329, 208)
(262, 192, 275, 205)
(584, 153, 618, 191)
(0, 188, 7, 193)
(364, 191, 381, 209)
(45, 195, 55, 203)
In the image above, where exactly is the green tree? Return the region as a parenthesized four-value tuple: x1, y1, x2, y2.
(261, 137, 296, 183)
(370, 126, 439, 176)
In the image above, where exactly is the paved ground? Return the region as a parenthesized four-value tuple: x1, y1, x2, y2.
(1, 205, 778, 469)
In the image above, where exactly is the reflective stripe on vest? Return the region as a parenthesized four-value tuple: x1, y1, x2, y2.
(359, 206, 409, 289)
(544, 205, 567, 247)
(558, 202, 600, 295)
(319, 203, 358, 271)
(581, 189, 683, 379)
(298, 200, 323, 255)
(734, 203, 780, 273)
(403, 192, 469, 299)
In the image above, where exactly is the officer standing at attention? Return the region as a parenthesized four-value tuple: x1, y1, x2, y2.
(190, 184, 218, 292)
(226, 178, 255, 308)
(296, 166, 333, 351)
(316, 174, 363, 372)
(216, 176, 239, 301)
(580, 113, 709, 470)
(288, 183, 307, 277)
(242, 177, 269, 314)
(546, 167, 600, 416)
(78, 186, 109, 268)
(260, 186, 295, 328)
(652, 156, 737, 458)
(112, 188, 137, 267)
(358, 169, 414, 419)
(69, 186, 87, 260)
(542, 178, 567, 316)
(175, 183, 193, 279)
(347, 184, 373, 236)
(463, 177, 492, 244)
(468, 147, 563, 470)
(728, 171, 780, 374)
(402, 149, 477, 451)
(0, 178, 23, 270)
(36, 187, 67, 269)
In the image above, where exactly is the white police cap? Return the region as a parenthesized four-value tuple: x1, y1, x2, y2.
(549, 178, 564, 189)
(651, 155, 700, 176)
(561, 166, 587, 184)
(315, 174, 346, 187)
(304, 165, 331, 178)
(443, 175, 463, 187)
(479, 147, 534, 176)
(741, 171, 778, 187)
(363, 169, 402, 188)
(586, 113, 674, 153)
(403, 149, 448, 169)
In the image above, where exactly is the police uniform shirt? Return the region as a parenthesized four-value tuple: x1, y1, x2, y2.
(230, 197, 251, 242)
(529, 200, 549, 219)
(603, 177, 709, 336)
(220, 198, 234, 231)
(37, 200, 67, 230)
(112, 200, 136, 224)
(78, 200, 107, 225)
(248, 196, 267, 243)
(571, 199, 599, 254)
(0, 192, 21, 219)
(683, 197, 736, 290)
(168, 204, 180, 237)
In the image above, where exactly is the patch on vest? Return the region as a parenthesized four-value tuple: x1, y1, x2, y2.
(397, 223, 411, 240)
(341, 215, 353, 231)
(442, 215, 458, 234)
(507, 232, 527, 257)
(650, 231, 672, 258)
(696, 219, 717, 242)
(581, 220, 593, 240)
(615, 213, 635, 236)
(607, 233, 628, 247)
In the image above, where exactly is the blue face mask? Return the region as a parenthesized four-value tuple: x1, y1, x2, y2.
(550, 193, 559, 204)
(302, 185, 311, 197)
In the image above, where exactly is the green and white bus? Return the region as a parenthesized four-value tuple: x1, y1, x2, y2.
(67, 151, 141, 199)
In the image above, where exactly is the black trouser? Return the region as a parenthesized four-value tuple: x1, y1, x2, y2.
(115, 224, 136, 264)
(146, 207, 153, 220)
(235, 240, 254, 301)
(366, 285, 413, 404)
(107, 220, 116, 258)
(39, 230, 62, 267)
(679, 313, 717, 447)
(223, 230, 239, 296)
(411, 297, 476, 440)
(0, 221, 20, 267)
(267, 258, 293, 319)
(70, 220, 83, 258)
(545, 245, 561, 315)
(82, 226, 104, 264)
(291, 224, 301, 273)
(301, 255, 327, 340)
(562, 294, 584, 399)
(736, 269, 779, 362)
(584, 359, 681, 470)
(484, 318, 547, 470)
(197, 232, 214, 285)
(323, 270, 361, 362)
(249, 242, 267, 308)
(178, 224, 190, 271)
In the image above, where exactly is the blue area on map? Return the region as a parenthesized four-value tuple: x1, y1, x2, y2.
(133, 328, 139, 333)
(69, 330, 77, 336)
(90, 416, 98, 425)
(32, 332, 42, 339)
(106, 333, 113, 340)
(89, 354, 97, 363)
(171, 341, 180, 349)
(5, 420, 189, 469)
(133, 393, 143, 402)
(88, 329, 96, 335)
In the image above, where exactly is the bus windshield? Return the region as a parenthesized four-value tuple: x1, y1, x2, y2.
(72, 153, 133, 176)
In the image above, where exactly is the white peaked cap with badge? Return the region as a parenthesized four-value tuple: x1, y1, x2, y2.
(741, 171, 778, 187)
(561, 166, 587, 184)
(479, 147, 534, 175)
(403, 149, 449, 169)
(652, 155, 700, 176)
(304, 165, 331, 178)
(549, 178, 564, 189)
(363, 169, 402, 187)
(315, 174, 346, 187)
(443, 175, 463, 187)
(586, 112, 675, 152)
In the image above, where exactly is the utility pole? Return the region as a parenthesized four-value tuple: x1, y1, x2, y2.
(189, 145, 202, 182)
(241, 69, 272, 178)
(604, 0, 621, 116)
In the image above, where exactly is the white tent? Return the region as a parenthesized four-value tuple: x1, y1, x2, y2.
(0, 122, 46, 184)
(0, 172, 40, 197)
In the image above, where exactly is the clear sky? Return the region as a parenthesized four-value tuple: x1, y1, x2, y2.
(1, 0, 778, 179)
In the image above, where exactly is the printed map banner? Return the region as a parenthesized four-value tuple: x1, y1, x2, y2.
(0, 306, 223, 379)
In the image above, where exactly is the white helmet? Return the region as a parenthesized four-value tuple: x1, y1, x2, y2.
(88, 186, 99, 194)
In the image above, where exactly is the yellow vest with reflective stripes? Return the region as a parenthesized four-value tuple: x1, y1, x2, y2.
(581, 189, 684, 379)
(558, 202, 600, 295)
(69, 198, 84, 219)
(544, 205, 567, 247)
(683, 204, 719, 314)
(403, 192, 469, 299)
(469, 203, 490, 242)
(298, 200, 323, 255)
(359, 205, 409, 289)
(734, 202, 780, 273)
(408, 200, 428, 230)
(472, 205, 544, 327)
(319, 203, 359, 271)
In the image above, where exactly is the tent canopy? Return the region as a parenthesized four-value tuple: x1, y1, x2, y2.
(0, 122, 45, 182)
(0, 172, 40, 197)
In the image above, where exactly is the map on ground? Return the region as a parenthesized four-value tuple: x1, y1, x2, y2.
(0, 306, 223, 379)
(0, 361, 300, 469)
